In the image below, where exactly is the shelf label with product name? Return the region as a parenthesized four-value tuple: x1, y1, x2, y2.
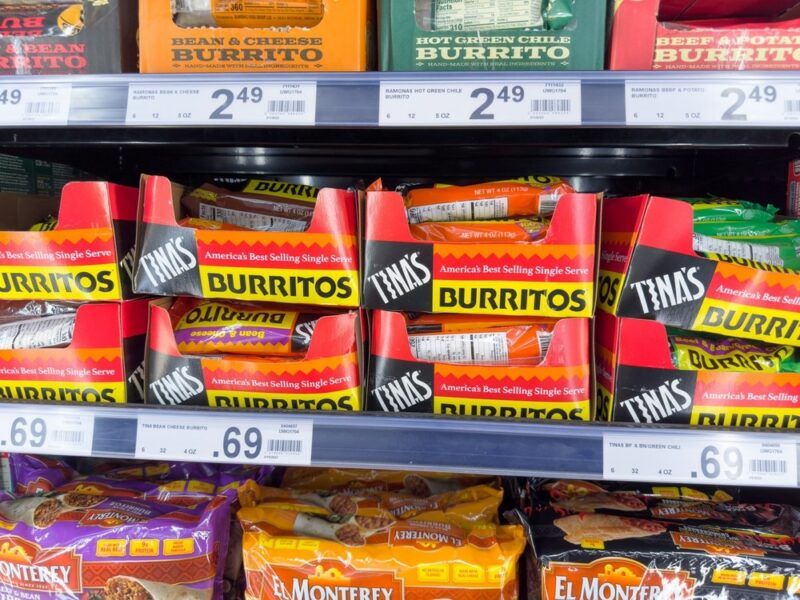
(626, 80, 800, 126)
(0, 83, 71, 125)
(380, 80, 581, 126)
(604, 433, 798, 487)
(0, 411, 93, 455)
(135, 414, 312, 465)
(126, 82, 317, 125)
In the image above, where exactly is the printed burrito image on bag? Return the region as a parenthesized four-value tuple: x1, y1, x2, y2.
(0, 490, 230, 599)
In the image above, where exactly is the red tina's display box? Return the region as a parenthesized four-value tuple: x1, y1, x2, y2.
(134, 176, 359, 308)
(0, 182, 138, 301)
(145, 301, 362, 409)
(0, 300, 149, 404)
(363, 191, 598, 317)
(610, 0, 800, 70)
(599, 195, 800, 348)
(597, 311, 800, 428)
(368, 311, 592, 420)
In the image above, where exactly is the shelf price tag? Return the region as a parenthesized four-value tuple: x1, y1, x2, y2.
(380, 80, 581, 126)
(0, 83, 71, 125)
(126, 82, 317, 125)
(604, 433, 798, 488)
(135, 414, 312, 465)
(0, 411, 93, 455)
(626, 80, 800, 126)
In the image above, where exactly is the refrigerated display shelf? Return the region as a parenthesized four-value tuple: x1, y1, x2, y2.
(0, 402, 797, 487)
(2, 73, 800, 147)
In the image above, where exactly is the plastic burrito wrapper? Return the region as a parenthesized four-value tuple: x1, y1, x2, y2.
(172, 0, 324, 29)
(428, 0, 544, 31)
(0, 301, 80, 350)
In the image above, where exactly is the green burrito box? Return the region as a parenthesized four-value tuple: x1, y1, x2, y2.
(380, 0, 607, 71)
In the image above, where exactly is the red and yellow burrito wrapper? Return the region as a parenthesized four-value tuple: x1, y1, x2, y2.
(405, 179, 573, 223)
(178, 217, 251, 231)
(409, 218, 548, 243)
(406, 312, 556, 334)
(169, 298, 322, 357)
(407, 323, 554, 366)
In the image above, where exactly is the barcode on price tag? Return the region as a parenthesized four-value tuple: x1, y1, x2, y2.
(380, 81, 581, 126)
(0, 412, 93, 455)
(126, 82, 317, 125)
(604, 433, 798, 488)
(0, 83, 71, 125)
(135, 414, 312, 465)
(626, 80, 800, 126)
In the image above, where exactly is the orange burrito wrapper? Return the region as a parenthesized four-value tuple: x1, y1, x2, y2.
(238, 481, 502, 527)
(280, 468, 499, 495)
(178, 216, 251, 231)
(405, 179, 573, 223)
(238, 506, 525, 600)
(406, 313, 556, 334)
(408, 324, 553, 365)
(169, 297, 321, 356)
(409, 218, 548, 243)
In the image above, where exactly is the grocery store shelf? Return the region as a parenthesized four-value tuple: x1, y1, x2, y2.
(1, 73, 800, 147)
(1, 402, 798, 486)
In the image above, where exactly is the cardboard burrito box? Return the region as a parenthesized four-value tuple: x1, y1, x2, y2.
(0, 299, 149, 404)
(139, 0, 372, 72)
(145, 300, 363, 410)
(0, 0, 137, 74)
(368, 310, 592, 420)
(133, 175, 360, 308)
(610, 0, 800, 70)
(379, 0, 607, 71)
(0, 182, 139, 302)
(599, 194, 800, 348)
(363, 187, 598, 317)
(596, 311, 800, 428)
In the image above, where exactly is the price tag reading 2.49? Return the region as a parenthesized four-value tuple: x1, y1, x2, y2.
(126, 82, 317, 125)
(626, 80, 800, 126)
(603, 433, 798, 488)
(380, 81, 581, 126)
(135, 414, 312, 465)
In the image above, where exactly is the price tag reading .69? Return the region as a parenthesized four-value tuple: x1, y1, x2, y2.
(604, 433, 798, 487)
(380, 80, 581, 126)
(136, 415, 312, 465)
(0, 412, 93, 455)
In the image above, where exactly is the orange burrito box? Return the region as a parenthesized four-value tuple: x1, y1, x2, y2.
(133, 175, 360, 308)
(596, 310, 800, 428)
(139, 0, 372, 72)
(363, 184, 599, 317)
(0, 299, 150, 404)
(368, 310, 593, 420)
(599, 195, 800, 348)
(144, 299, 363, 409)
(0, 182, 139, 301)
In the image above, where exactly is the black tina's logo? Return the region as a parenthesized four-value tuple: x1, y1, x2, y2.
(371, 369, 433, 412)
(628, 266, 706, 314)
(618, 377, 694, 424)
(367, 251, 431, 304)
(149, 365, 205, 405)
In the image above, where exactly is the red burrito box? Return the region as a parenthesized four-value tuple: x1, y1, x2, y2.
(363, 187, 598, 317)
(367, 310, 592, 420)
(0, 299, 149, 404)
(144, 300, 363, 409)
(133, 175, 360, 308)
(0, 182, 138, 301)
(599, 195, 800, 348)
(597, 310, 800, 428)
(610, 0, 800, 70)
